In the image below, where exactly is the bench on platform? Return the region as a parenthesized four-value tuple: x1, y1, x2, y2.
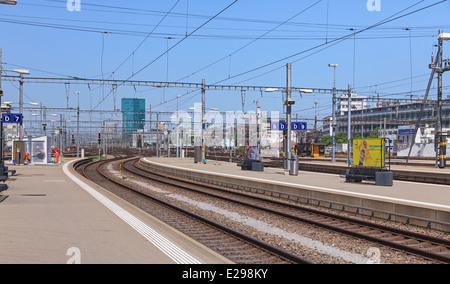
(0, 183, 8, 192)
(342, 166, 393, 186)
(240, 159, 265, 172)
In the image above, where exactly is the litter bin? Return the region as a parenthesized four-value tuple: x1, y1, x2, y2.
(194, 146, 202, 163)
(289, 155, 299, 176)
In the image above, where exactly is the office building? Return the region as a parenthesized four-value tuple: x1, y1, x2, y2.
(122, 98, 145, 145)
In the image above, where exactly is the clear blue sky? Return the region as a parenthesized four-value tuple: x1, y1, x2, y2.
(0, 0, 449, 127)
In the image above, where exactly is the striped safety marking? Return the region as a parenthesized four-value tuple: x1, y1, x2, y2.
(63, 160, 201, 264)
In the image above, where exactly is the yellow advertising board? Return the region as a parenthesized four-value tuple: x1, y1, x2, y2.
(353, 138, 385, 168)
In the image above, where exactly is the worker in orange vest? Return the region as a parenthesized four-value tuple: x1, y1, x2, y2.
(23, 152, 31, 163)
(55, 147, 60, 163)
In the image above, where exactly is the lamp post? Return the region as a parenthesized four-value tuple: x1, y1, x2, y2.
(75, 91, 80, 158)
(285, 63, 293, 171)
(0, 0, 17, 4)
(266, 85, 312, 169)
(189, 103, 218, 163)
(314, 102, 319, 142)
(42, 106, 47, 137)
(253, 100, 261, 160)
(0, 1, 16, 168)
(12, 69, 30, 140)
(4, 101, 37, 139)
(176, 95, 181, 158)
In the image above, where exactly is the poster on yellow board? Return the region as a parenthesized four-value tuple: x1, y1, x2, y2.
(353, 138, 385, 168)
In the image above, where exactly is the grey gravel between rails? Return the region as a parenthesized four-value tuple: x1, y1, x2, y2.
(105, 161, 449, 264)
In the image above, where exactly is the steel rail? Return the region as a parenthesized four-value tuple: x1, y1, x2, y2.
(129, 158, 450, 264)
(80, 158, 314, 264)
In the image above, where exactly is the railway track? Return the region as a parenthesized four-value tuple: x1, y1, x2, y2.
(76, 158, 313, 264)
(124, 157, 450, 264)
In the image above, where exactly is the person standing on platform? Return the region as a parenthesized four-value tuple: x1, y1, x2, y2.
(55, 147, 60, 163)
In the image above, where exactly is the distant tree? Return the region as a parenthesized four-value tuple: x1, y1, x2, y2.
(369, 127, 381, 138)
(335, 132, 349, 144)
(321, 135, 332, 147)
(321, 132, 352, 147)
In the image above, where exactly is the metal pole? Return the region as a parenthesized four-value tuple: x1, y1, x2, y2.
(76, 91, 80, 158)
(257, 105, 261, 159)
(437, 29, 445, 168)
(347, 84, 352, 164)
(314, 102, 319, 142)
(98, 131, 101, 160)
(0, 48, 3, 167)
(43, 106, 47, 137)
(156, 112, 160, 157)
(176, 97, 179, 158)
(59, 114, 63, 163)
(0, 48, 2, 91)
(201, 78, 206, 163)
(286, 63, 292, 171)
(330, 64, 337, 163)
(19, 73, 23, 140)
(148, 104, 152, 156)
(361, 101, 364, 138)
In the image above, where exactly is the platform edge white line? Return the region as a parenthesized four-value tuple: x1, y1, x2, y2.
(63, 159, 201, 264)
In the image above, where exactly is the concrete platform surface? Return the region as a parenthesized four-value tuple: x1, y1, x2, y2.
(0, 159, 231, 264)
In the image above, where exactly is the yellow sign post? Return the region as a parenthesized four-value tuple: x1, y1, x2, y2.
(352, 138, 385, 168)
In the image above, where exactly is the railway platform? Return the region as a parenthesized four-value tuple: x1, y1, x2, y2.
(141, 157, 450, 232)
(0, 159, 231, 264)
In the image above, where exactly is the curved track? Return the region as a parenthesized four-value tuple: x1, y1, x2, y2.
(76, 157, 313, 264)
(126, 157, 450, 264)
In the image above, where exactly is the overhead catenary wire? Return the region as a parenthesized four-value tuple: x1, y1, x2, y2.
(214, 0, 447, 86)
(174, 0, 323, 83)
(92, 0, 240, 110)
(3, 0, 447, 117)
(150, 0, 324, 112)
(1, 12, 447, 38)
(108, 0, 183, 79)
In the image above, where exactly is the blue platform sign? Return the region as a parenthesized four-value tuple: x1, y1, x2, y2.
(2, 113, 23, 124)
(292, 122, 307, 131)
(271, 122, 285, 131)
(271, 122, 307, 131)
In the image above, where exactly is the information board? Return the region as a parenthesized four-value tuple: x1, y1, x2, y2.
(353, 138, 385, 168)
(271, 122, 307, 131)
(2, 113, 23, 124)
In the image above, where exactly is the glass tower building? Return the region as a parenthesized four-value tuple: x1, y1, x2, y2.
(122, 98, 145, 145)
